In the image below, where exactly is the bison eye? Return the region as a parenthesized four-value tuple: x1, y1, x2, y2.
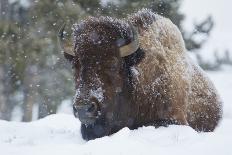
(110, 66, 118, 72)
(71, 57, 80, 69)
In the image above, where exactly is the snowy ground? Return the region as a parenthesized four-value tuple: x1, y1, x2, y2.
(0, 65, 232, 155)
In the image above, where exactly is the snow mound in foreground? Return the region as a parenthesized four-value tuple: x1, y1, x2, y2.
(0, 114, 231, 155)
(1, 66, 232, 155)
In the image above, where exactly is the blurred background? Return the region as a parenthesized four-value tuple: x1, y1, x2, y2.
(0, 0, 231, 122)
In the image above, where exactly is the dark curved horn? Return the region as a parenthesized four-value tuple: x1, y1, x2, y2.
(58, 23, 75, 56)
(119, 23, 139, 57)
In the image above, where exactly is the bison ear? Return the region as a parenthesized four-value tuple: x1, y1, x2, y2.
(58, 24, 75, 61)
(64, 52, 75, 62)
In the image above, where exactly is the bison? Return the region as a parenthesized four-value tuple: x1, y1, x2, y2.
(59, 9, 222, 140)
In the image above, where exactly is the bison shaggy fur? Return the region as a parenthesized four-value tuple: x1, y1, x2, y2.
(64, 9, 222, 140)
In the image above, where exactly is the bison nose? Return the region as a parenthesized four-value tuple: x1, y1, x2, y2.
(74, 101, 98, 119)
(83, 103, 96, 113)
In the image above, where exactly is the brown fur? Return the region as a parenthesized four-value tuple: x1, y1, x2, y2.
(65, 10, 222, 140)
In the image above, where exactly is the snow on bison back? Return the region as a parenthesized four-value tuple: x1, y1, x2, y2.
(59, 9, 222, 140)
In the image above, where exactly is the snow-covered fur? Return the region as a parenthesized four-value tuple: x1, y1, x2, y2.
(128, 10, 222, 132)
(67, 9, 222, 140)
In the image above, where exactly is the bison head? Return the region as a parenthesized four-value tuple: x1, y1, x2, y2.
(59, 17, 140, 126)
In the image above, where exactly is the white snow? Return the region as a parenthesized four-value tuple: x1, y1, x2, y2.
(57, 100, 73, 114)
(130, 66, 140, 76)
(1, 65, 232, 155)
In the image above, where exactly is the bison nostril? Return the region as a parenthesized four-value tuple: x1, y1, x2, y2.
(74, 102, 97, 114)
(73, 105, 79, 117)
(87, 103, 96, 112)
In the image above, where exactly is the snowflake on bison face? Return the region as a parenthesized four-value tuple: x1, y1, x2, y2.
(58, 9, 222, 140)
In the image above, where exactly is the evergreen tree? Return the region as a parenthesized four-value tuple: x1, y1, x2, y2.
(0, 0, 85, 121)
(22, 0, 87, 120)
(0, 0, 29, 120)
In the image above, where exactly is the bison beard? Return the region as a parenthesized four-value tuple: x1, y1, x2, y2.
(60, 9, 222, 140)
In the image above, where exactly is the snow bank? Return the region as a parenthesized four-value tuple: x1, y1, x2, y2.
(1, 66, 232, 155)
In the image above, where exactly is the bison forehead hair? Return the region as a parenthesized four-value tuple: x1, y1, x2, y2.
(72, 17, 134, 56)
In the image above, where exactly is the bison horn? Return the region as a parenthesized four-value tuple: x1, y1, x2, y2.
(119, 23, 139, 57)
(58, 23, 75, 56)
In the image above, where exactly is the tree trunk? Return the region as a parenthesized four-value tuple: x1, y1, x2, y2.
(0, 66, 7, 120)
(0, 64, 15, 121)
(0, 0, 9, 21)
(22, 65, 38, 122)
